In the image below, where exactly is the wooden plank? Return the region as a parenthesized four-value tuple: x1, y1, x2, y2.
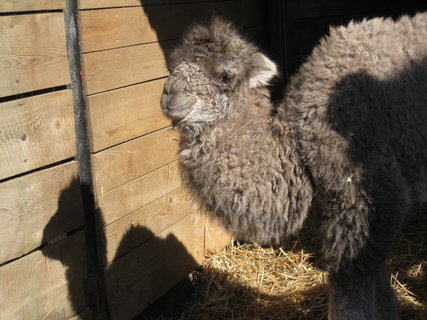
(78, 0, 214, 9)
(204, 212, 233, 254)
(0, 233, 87, 320)
(0, 13, 70, 97)
(82, 41, 171, 95)
(0, 0, 65, 13)
(97, 161, 182, 226)
(79, 1, 264, 53)
(103, 187, 200, 264)
(87, 78, 170, 152)
(0, 161, 84, 264)
(0, 90, 76, 180)
(79, 6, 158, 53)
(104, 212, 205, 320)
(91, 127, 179, 195)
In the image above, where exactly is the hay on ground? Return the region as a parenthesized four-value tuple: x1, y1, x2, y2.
(156, 215, 426, 320)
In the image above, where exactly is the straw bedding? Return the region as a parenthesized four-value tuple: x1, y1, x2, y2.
(159, 214, 426, 320)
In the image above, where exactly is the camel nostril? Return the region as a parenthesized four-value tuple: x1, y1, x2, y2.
(161, 92, 169, 109)
(163, 80, 172, 95)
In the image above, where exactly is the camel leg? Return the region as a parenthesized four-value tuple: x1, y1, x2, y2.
(327, 262, 397, 320)
(373, 266, 397, 320)
(328, 271, 376, 320)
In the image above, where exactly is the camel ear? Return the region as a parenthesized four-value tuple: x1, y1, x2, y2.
(248, 53, 278, 88)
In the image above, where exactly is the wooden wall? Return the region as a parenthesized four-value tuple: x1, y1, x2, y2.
(2, 1, 426, 320)
(3, 1, 427, 319)
(1, 1, 269, 319)
(0, 2, 89, 320)
(77, 1, 266, 318)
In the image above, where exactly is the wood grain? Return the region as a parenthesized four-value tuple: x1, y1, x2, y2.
(79, 6, 159, 53)
(91, 128, 179, 195)
(104, 212, 204, 320)
(204, 211, 233, 253)
(0, 161, 84, 265)
(0, 13, 70, 97)
(79, 1, 264, 53)
(0, 233, 87, 320)
(97, 161, 182, 226)
(87, 78, 170, 152)
(0, 90, 76, 180)
(0, 0, 65, 12)
(103, 187, 200, 264)
(82, 41, 171, 95)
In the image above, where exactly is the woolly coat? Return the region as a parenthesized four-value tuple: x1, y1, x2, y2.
(279, 13, 427, 273)
(165, 13, 427, 275)
(161, 13, 427, 319)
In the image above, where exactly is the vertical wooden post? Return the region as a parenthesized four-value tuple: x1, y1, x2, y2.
(64, 1, 109, 318)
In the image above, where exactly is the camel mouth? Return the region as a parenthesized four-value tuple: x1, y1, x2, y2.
(164, 103, 193, 118)
(161, 94, 195, 119)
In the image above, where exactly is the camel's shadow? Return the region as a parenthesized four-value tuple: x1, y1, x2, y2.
(41, 179, 200, 319)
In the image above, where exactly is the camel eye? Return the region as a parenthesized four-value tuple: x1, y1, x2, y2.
(222, 72, 233, 83)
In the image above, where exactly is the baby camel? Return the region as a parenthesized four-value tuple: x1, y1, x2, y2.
(161, 15, 427, 319)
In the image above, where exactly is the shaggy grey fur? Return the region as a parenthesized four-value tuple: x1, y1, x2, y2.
(161, 14, 427, 320)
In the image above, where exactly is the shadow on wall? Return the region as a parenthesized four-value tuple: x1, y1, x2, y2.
(40, 178, 87, 318)
(41, 179, 199, 320)
(139, 0, 270, 69)
(139, 1, 286, 107)
(139, 1, 427, 106)
(38, 179, 327, 320)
